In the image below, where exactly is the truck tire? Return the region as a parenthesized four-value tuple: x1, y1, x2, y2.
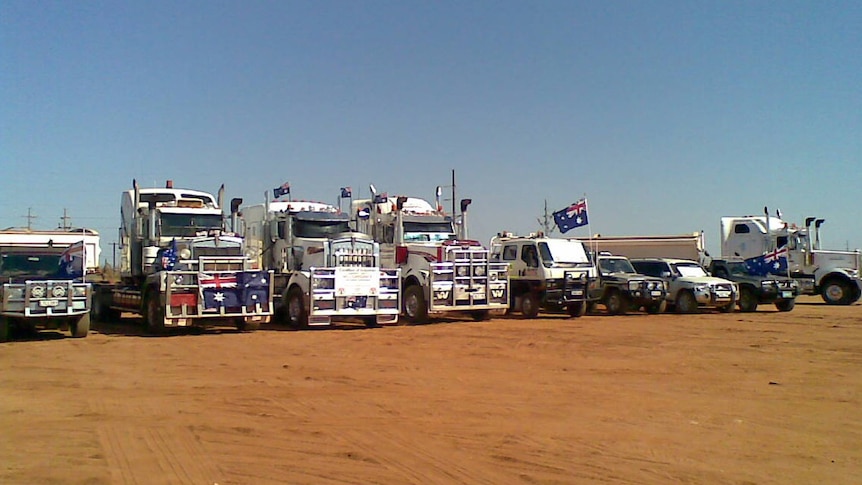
(520, 292, 540, 319)
(0, 316, 10, 342)
(646, 300, 667, 314)
(144, 292, 166, 334)
(604, 289, 629, 315)
(286, 287, 308, 329)
(403, 285, 429, 324)
(236, 318, 260, 332)
(567, 302, 587, 318)
(675, 291, 698, 314)
(70, 313, 90, 338)
(91, 295, 121, 323)
(470, 310, 490, 321)
(775, 299, 796, 312)
(738, 287, 758, 312)
(821, 278, 854, 305)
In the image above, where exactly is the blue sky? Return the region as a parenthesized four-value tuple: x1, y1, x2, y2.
(2, 1, 860, 262)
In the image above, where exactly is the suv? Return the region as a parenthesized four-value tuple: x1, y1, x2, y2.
(708, 259, 799, 312)
(630, 258, 737, 313)
(590, 253, 667, 314)
(490, 235, 597, 318)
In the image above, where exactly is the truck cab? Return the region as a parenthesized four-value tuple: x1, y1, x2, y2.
(1, 230, 96, 341)
(490, 234, 596, 318)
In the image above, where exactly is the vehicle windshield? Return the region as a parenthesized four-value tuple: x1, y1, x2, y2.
(294, 219, 351, 238)
(599, 257, 636, 274)
(725, 262, 752, 277)
(403, 221, 456, 242)
(538, 240, 590, 267)
(0, 251, 62, 278)
(674, 262, 708, 277)
(160, 213, 224, 237)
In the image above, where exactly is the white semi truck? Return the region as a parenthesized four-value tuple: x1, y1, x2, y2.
(241, 198, 400, 328)
(1, 228, 99, 341)
(720, 210, 861, 305)
(91, 180, 273, 333)
(352, 187, 509, 323)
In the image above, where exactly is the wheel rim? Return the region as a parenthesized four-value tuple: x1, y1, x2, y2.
(288, 293, 302, 322)
(607, 294, 621, 313)
(826, 283, 845, 301)
(405, 291, 419, 318)
(522, 295, 535, 315)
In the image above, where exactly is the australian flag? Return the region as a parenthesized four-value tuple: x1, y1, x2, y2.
(744, 246, 789, 276)
(160, 238, 179, 270)
(237, 271, 270, 309)
(340, 187, 352, 198)
(553, 198, 589, 234)
(200, 272, 241, 309)
(273, 182, 290, 199)
(373, 192, 389, 204)
(57, 240, 85, 279)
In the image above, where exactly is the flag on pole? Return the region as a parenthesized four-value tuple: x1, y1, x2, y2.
(273, 182, 290, 199)
(340, 187, 352, 198)
(553, 198, 589, 233)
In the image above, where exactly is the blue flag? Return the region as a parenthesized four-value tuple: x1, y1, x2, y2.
(744, 247, 789, 276)
(553, 198, 589, 233)
(237, 271, 270, 309)
(273, 182, 290, 199)
(340, 187, 352, 198)
(160, 238, 179, 270)
(57, 240, 85, 279)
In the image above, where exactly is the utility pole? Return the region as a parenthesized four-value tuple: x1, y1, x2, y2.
(59, 208, 72, 230)
(24, 208, 37, 230)
(537, 200, 556, 235)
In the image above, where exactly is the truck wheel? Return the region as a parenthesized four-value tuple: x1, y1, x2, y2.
(470, 310, 490, 321)
(0, 316, 10, 342)
(403, 285, 429, 324)
(718, 302, 735, 313)
(236, 318, 260, 332)
(775, 299, 796, 312)
(286, 287, 308, 329)
(738, 287, 758, 312)
(567, 302, 587, 318)
(70, 313, 90, 338)
(144, 292, 166, 334)
(520, 292, 540, 319)
(604, 290, 629, 315)
(646, 300, 667, 314)
(91, 293, 121, 323)
(675, 291, 698, 314)
(821, 279, 853, 305)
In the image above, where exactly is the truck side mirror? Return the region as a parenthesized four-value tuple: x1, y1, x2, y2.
(661, 271, 672, 278)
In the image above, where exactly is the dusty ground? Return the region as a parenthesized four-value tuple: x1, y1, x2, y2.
(1, 296, 861, 484)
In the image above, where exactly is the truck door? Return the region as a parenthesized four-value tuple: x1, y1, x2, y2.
(521, 244, 540, 279)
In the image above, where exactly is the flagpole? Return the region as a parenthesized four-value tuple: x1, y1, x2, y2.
(584, 194, 595, 257)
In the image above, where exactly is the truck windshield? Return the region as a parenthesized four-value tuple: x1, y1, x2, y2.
(160, 214, 224, 237)
(294, 219, 350, 238)
(403, 221, 455, 242)
(0, 251, 62, 278)
(599, 257, 636, 274)
(673, 262, 708, 277)
(538, 240, 590, 267)
(725, 261, 752, 277)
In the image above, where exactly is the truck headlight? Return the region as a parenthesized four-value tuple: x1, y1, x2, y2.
(72, 285, 88, 297)
(473, 265, 486, 277)
(7, 287, 24, 299)
(52, 285, 67, 298)
(31, 285, 46, 298)
(694, 284, 709, 293)
(628, 281, 640, 291)
(457, 265, 469, 277)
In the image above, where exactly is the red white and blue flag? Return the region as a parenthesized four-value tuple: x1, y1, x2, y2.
(273, 182, 290, 199)
(744, 246, 789, 276)
(200, 273, 240, 308)
(553, 198, 589, 233)
(58, 240, 86, 279)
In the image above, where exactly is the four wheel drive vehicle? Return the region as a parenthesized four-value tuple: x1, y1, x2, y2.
(630, 258, 738, 314)
(1, 244, 91, 342)
(590, 253, 667, 314)
(708, 260, 799, 312)
(490, 234, 596, 318)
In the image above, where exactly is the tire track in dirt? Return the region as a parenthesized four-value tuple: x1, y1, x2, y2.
(96, 424, 223, 484)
